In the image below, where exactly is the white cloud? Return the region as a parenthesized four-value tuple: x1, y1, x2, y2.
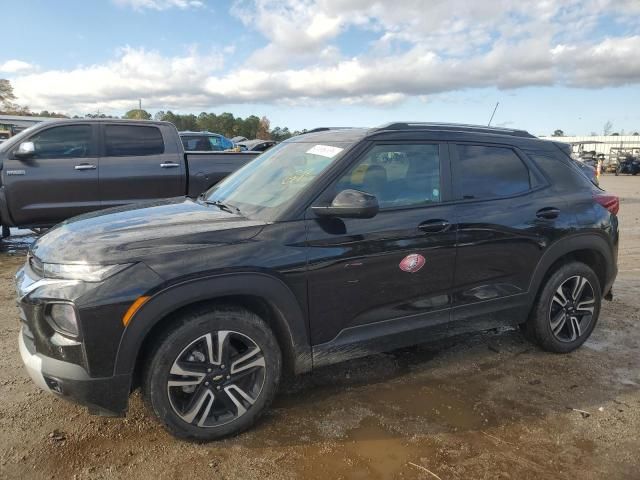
(113, 0, 203, 10)
(8, 0, 640, 113)
(0, 59, 36, 74)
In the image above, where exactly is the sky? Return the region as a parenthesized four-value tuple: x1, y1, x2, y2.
(1, 0, 639, 136)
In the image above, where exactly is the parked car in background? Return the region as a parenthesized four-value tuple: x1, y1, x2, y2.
(0, 119, 260, 237)
(17, 122, 618, 441)
(180, 131, 235, 152)
(235, 139, 277, 152)
(615, 154, 640, 176)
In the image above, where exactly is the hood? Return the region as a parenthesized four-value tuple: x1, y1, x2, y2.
(31, 198, 267, 264)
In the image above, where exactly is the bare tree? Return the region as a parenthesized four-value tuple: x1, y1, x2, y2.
(603, 121, 613, 136)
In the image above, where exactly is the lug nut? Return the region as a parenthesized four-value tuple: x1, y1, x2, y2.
(205, 382, 210, 386)
(217, 386, 221, 390)
(226, 375, 230, 379)
(207, 368, 212, 373)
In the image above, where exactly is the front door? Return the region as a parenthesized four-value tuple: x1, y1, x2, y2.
(2, 123, 99, 226)
(305, 142, 457, 361)
(99, 123, 183, 209)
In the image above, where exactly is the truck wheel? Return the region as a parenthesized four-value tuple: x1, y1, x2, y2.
(1, 225, 9, 238)
(142, 305, 281, 441)
(525, 262, 601, 353)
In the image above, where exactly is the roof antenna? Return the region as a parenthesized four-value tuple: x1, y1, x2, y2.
(487, 102, 499, 126)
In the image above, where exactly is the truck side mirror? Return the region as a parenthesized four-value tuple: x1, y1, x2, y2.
(312, 189, 379, 219)
(15, 141, 35, 159)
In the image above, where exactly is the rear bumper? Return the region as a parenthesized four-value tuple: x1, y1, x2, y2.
(19, 328, 131, 416)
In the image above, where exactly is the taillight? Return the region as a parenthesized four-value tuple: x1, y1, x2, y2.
(593, 192, 619, 215)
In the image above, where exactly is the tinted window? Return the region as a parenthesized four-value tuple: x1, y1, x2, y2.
(182, 135, 214, 151)
(456, 145, 530, 199)
(105, 125, 164, 156)
(28, 125, 93, 159)
(530, 154, 593, 190)
(336, 144, 441, 208)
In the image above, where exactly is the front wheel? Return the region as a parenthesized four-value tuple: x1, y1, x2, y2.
(143, 305, 281, 441)
(525, 262, 601, 353)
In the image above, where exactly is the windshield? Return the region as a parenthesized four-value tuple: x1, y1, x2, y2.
(203, 140, 351, 220)
(0, 123, 40, 155)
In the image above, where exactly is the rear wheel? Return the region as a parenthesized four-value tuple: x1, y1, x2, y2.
(525, 262, 601, 353)
(142, 305, 281, 441)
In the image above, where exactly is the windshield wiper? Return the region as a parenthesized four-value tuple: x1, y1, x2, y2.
(202, 199, 241, 215)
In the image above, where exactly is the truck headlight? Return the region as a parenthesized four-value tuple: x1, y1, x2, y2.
(43, 263, 131, 282)
(47, 303, 79, 336)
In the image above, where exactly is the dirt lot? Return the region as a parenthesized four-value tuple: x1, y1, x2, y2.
(1, 175, 639, 480)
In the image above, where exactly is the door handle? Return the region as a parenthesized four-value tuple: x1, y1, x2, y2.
(74, 164, 96, 170)
(418, 219, 451, 233)
(160, 162, 180, 168)
(536, 207, 560, 220)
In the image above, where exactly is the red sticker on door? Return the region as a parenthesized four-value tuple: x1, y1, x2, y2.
(399, 253, 426, 273)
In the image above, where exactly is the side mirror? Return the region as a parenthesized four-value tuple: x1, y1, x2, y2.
(312, 189, 379, 219)
(15, 141, 35, 159)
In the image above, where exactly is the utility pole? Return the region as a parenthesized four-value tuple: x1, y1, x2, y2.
(488, 102, 499, 126)
(138, 99, 142, 111)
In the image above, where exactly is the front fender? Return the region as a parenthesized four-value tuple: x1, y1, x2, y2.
(113, 272, 312, 376)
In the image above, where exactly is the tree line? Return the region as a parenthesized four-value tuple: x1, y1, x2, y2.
(1, 78, 301, 141)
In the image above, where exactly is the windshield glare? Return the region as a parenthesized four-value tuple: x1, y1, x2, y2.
(204, 141, 351, 220)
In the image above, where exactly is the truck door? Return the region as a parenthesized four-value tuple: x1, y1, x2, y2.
(2, 123, 100, 227)
(99, 123, 183, 209)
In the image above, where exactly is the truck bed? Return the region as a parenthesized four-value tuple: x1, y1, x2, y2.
(185, 151, 260, 197)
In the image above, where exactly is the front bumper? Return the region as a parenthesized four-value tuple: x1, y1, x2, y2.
(18, 327, 131, 415)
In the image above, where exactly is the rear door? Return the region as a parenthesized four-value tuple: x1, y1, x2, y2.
(99, 124, 183, 208)
(448, 143, 566, 333)
(2, 123, 99, 226)
(305, 141, 457, 350)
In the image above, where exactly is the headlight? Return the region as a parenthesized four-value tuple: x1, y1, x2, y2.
(47, 303, 79, 336)
(42, 263, 131, 282)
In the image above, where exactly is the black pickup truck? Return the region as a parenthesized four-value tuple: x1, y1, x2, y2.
(0, 119, 259, 237)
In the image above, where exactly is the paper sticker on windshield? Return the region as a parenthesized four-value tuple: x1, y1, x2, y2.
(306, 144, 344, 158)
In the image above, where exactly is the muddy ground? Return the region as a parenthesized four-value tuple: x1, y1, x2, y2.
(1, 175, 639, 480)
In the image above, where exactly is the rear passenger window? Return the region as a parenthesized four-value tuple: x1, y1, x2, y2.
(105, 125, 164, 156)
(455, 145, 530, 199)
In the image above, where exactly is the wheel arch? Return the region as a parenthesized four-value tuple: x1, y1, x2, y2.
(114, 273, 312, 382)
(528, 233, 615, 305)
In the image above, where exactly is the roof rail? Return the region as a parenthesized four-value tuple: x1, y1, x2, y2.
(372, 122, 536, 138)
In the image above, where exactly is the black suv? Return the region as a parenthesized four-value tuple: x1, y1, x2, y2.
(17, 123, 619, 441)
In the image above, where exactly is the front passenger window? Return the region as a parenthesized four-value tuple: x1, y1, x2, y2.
(27, 125, 93, 159)
(335, 144, 441, 209)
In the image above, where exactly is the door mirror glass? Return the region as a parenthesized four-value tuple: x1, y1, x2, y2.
(15, 141, 35, 159)
(312, 189, 379, 219)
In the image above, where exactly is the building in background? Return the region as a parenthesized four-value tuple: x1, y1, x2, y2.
(540, 135, 640, 158)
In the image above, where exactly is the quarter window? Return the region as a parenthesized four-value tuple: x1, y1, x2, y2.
(27, 125, 93, 159)
(105, 125, 164, 156)
(335, 144, 441, 209)
(455, 145, 530, 199)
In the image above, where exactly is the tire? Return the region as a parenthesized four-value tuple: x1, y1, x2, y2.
(1, 225, 9, 238)
(142, 305, 281, 441)
(615, 167, 620, 176)
(525, 262, 601, 353)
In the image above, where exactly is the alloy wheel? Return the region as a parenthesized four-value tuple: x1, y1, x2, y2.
(167, 331, 266, 428)
(549, 275, 595, 343)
